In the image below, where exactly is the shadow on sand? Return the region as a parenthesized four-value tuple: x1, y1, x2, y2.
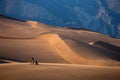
(0, 36, 35, 39)
(0, 56, 24, 63)
(64, 37, 120, 62)
(0, 60, 10, 64)
(94, 41, 120, 53)
(93, 41, 120, 61)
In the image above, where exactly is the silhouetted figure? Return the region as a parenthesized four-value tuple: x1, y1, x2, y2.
(35, 60, 39, 65)
(31, 57, 35, 64)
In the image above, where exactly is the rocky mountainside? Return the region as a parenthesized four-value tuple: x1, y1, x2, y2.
(0, 0, 120, 38)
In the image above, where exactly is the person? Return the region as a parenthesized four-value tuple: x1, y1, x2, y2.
(31, 57, 35, 64)
(35, 60, 39, 65)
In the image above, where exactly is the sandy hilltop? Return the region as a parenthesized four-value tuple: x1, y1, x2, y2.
(0, 16, 120, 80)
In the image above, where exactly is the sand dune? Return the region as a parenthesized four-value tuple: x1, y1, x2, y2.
(1, 15, 120, 80)
(0, 36, 67, 63)
(0, 16, 120, 66)
(41, 34, 86, 64)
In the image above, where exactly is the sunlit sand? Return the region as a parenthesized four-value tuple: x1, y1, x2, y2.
(0, 16, 120, 80)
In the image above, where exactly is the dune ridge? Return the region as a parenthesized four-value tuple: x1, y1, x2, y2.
(0, 16, 120, 66)
(41, 34, 86, 64)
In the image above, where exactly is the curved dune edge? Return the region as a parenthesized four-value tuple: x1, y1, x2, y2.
(40, 34, 118, 66)
(40, 34, 86, 64)
(40, 34, 102, 65)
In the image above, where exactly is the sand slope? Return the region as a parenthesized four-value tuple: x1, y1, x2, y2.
(41, 34, 86, 64)
(0, 35, 67, 63)
(0, 16, 120, 66)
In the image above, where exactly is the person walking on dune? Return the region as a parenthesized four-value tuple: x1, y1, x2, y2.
(31, 57, 35, 64)
(35, 60, 39, 65)
(31, 57, 39, 65)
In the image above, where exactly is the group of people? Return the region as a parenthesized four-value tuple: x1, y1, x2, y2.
(31, 57, 39, 65)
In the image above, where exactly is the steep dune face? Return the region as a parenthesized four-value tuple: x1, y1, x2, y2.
(0, 37, 67, 63)
(0, 33, 86, 64)
(41, 34, 109, 65)
(0, 16, 120, 66)
(41, 34, 86, 64)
